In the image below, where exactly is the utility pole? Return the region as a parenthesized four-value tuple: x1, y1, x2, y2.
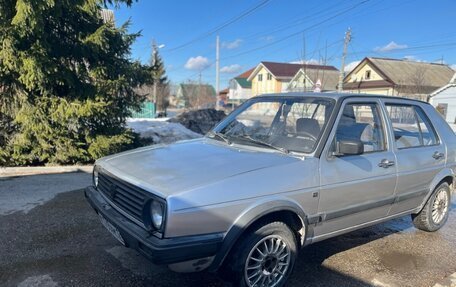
(152, 40, 158, 105)
(198, 71, 202, 109)
(215, 35, 220, 109)
(338, 28, 351, 93)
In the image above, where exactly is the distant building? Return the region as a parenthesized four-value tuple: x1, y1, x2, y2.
(228, 68, 254, 104)
(429, 73, 456, 124)
(343, 57, 455, 101)
(219, 88, 229, 106)
(176, 83, 216, 109)
(287, 66, 339, 92)
(247, 61, 338, 97)
(100, 9, 115, 24)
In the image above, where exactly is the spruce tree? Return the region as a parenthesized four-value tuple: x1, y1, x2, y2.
(0, 0, 148, 166)
(150, 42, 169, 113)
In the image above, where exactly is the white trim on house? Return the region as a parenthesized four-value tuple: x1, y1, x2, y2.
(286, 68, 315, 91)
(430, 84, 456, 98)
(450, 72, 456, 84)
(246, 63, 275, 81)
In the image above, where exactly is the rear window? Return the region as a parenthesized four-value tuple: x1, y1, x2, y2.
(385, 104, 438, 149)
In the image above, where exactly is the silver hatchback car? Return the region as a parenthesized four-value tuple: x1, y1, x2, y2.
(85, 93, 455, 287)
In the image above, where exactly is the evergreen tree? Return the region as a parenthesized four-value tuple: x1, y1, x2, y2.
(0, 0, 148, 166)
(150, 42, 169, 113)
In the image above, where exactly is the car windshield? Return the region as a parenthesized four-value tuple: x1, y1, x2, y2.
(211, 97, 335, 154)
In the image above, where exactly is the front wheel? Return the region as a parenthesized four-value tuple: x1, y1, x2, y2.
(226, 221, 298, 287)
(412, 182, 451, 232)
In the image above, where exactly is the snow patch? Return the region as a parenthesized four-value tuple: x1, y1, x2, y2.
(127, 118, 202, 144)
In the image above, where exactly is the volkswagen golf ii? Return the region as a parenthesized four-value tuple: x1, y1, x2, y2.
(85, 93, 455, 287)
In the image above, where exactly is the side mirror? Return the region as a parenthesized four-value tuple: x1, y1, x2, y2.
(335, 139, 364, 156)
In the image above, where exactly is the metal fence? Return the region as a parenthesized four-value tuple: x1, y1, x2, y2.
(131, 102, 155, 118)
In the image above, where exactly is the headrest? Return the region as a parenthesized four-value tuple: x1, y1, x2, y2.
(296, 118, 320, 137)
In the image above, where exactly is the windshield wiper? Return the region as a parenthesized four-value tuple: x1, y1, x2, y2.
(236, 135, 289, 154)
(208, 131, 231, 144)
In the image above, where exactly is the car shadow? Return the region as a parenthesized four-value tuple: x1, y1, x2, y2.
(286, 216, 413, 287)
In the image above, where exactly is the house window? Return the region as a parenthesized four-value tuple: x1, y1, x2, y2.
(267, 73, 272, 80)
(365, 70, 371, 80)
(258, 74, 263, 81)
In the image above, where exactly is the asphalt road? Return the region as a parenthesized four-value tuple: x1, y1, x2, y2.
(1, 173, 456, 287)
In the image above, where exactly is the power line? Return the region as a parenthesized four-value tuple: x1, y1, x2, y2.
(348, 41, 456, 57)
(220, 0, 370, 61)
(164, 0, 272, 52)
(237, 0, 350, 45)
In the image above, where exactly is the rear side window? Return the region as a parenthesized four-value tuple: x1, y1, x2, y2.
(385, 104, 438, 149)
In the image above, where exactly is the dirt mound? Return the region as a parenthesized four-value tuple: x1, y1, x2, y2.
(168, 109, 227, 134)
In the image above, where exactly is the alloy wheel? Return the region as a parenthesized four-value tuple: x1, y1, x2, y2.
(432, 188, 449, 224)
(244, 235, 291, 287)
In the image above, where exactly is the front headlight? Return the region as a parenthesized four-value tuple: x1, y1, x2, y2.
(150, 200, 164, 230)
(93, 165, 99, 188)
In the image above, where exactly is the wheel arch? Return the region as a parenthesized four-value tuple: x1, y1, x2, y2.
(208, 199, 308, 272)
(417, 168, 454, 212)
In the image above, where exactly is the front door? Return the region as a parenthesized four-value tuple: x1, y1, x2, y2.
(315, 98, 397, 236)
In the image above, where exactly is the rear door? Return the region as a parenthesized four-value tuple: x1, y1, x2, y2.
(316, 98, 397, 236)
(382, 100, 445, 214)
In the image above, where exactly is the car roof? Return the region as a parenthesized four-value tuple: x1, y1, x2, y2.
(254, 92, 429, 105)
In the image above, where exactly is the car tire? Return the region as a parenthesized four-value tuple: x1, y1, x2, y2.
(225, 221, 298, 287)
(412, 182, 451, 232)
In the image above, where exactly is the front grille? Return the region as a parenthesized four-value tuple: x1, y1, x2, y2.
(97, 171, 148, 222)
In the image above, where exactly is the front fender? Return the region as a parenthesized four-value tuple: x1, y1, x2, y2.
(208, 197, 307, 271)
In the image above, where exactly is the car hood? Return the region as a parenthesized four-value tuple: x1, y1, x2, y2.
(97, 138, 300, 198)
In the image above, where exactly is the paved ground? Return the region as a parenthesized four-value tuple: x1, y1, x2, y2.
(1, 173, 456, 287)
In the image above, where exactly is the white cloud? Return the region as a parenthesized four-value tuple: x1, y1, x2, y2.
(403, 55, 428, 63)
(184, 56, 210, 71)
(289, 59, 323, 65)
(344, 60, 361, 72)
(374, 41, 408, 52)
(220, 64, 242, 74)
(222, 39, 243, 50)
(261, 35, 274, 42)
(403, 55, 418, 61)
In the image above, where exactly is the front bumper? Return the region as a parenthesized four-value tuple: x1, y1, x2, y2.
(84, 186, 223, 265)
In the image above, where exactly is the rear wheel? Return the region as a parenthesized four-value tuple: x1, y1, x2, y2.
(412, 182, 451, 232)
(225, 221, 298, 287)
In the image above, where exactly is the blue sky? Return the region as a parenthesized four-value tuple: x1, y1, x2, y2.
(112, 0, 456, 88)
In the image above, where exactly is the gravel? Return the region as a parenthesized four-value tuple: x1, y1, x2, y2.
(1, 174, 456, 286)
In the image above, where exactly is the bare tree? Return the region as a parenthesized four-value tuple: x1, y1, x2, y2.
(179, 80, 216, 109)
(396, 66, 429, 101)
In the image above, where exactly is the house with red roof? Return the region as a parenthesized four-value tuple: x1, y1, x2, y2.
(247, 61, 339, 97)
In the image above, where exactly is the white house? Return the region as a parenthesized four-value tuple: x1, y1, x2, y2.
(429, 72, 456, 125)
(287, 66, 339, 92)
(228, 68, 254, 104)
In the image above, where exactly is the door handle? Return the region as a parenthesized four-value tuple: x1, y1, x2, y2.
(432, 151, 444, 160)
(378, 159, 395, 168)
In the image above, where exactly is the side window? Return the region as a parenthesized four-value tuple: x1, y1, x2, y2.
(386, 104, 438, 149)
(415, 107, 438, 146)
(333, 103, 386, 153)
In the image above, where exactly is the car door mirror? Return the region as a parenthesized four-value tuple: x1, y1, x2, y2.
(334, 139, 364, 156)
